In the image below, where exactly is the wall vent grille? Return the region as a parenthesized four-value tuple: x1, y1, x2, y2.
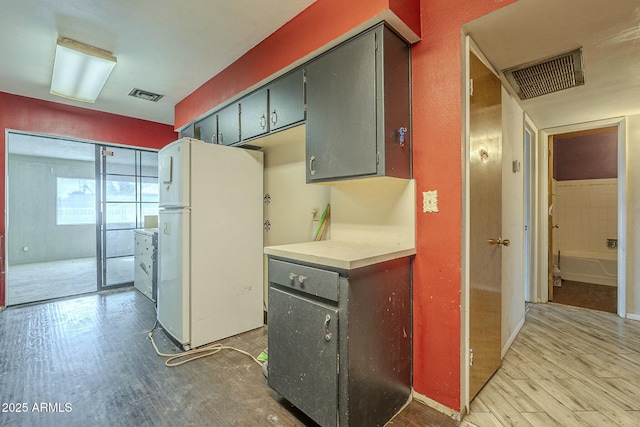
(503, 49, 584, 100)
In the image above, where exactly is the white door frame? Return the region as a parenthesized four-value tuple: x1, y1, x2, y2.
(536, 117, 627, 317)
(523, 114, 538, 303)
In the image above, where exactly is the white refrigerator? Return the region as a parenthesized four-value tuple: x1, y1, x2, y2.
(157, 137, 264, 350)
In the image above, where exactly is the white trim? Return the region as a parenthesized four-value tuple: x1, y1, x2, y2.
(523, 114, 539, 303)
(412, 391, 462, 422)
(502, 315, 525, 358)
(626, 313, 640, 322)
(460, 33, 474, 417)
(538, 117, 626, 317)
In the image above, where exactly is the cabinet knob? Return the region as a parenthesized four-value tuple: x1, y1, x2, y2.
(260, 114, 267, 129)
(218, 132, 223, 144)
(271, 110, 278, 125)
(288, 273, 307, 284)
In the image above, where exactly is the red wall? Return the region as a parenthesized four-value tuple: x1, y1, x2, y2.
(0, 0, 516, 413)
(0, 91, 177, 307)
(175, 0, 420, 129)
(411, 0, 515, 409)
(176, 0, 516, 413)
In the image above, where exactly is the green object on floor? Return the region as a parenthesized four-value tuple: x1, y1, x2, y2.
(257, 348, 268, 362)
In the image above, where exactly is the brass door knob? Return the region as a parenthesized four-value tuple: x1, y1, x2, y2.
(488, 238, 510, 247)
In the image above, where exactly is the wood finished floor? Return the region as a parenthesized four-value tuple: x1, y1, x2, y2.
(2, 289, 638, 426)
(462, 303, 640, 426)
(551, 280, 617, 314)
(0, 289, 454, 427)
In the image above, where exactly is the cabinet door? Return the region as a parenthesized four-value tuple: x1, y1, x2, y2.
(268, 287, 338, 427)
(194, 113, 217, 144)
(269, 69, 305, 132)
(240, 88, 269, 141)
(217, 103, 241, 145)
(180, 123, 195, 139)
(305, 29, 378, 182)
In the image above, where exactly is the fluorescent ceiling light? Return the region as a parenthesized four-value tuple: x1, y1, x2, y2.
(50, 38, 117, 103)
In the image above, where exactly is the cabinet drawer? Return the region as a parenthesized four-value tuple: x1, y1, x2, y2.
(268, 258, 339, 302)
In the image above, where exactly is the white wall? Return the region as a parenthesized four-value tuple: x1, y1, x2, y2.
(501, 88, 526, 354)
(626, 114, 640, 318)
(554, 178, 618, 257)
(260, 125, 331, 305)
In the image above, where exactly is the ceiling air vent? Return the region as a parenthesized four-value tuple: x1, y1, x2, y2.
(128, 88, 164, 102)
(502, 49, 584, 100)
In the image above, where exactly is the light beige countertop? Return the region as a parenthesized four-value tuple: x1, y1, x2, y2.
(264, 240, 416, 270)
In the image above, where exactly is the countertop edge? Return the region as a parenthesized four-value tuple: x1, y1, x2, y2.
(264, 242, 416, 270)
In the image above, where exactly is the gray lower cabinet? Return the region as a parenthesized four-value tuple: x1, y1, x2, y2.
(305, 23, 410, 183)
(267, 256, 411, 427)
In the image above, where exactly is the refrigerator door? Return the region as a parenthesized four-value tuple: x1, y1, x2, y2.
(157, 209, 190, 347)
(159, 138, 191, 208)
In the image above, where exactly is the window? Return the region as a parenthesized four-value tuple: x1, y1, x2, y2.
(56, 178, 96, 225)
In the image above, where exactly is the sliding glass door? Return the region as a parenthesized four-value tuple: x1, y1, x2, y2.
(97, 146, 158, 289)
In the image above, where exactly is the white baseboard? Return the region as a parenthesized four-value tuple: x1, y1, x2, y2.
(626, 312, 640, 322)
(502, 315, 525, 358)
(412, 390, 461, 421)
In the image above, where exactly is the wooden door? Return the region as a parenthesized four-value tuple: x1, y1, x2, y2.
(469, 52, 503, 399)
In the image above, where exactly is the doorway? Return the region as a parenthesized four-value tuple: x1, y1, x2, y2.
(5, 132, 158, 305)
(548, 126, 619, 314)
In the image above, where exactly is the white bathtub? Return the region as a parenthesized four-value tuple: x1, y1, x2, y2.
(554, 251, 618, 287)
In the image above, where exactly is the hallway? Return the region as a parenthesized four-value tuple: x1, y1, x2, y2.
(463, 303, 640, 426)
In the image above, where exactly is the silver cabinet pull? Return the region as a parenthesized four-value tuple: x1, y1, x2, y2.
(218, 132, 223, 144)
(309, 155, 316, 176)
(260, 114, 267, 129)
(323, 314, 332, 341)
(271, 110, 278, 125)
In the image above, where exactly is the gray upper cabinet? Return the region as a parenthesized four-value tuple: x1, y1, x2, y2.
(240, 69, 306, 142)
(180, 122, 195, 139)
(305, 24, 410, 183)
(194, 103, 240, 145)
(194, 113, 217, 144)
(216, 102, 241, 146)
(240, 88, 269, 141)
(268, 69, 306, 132)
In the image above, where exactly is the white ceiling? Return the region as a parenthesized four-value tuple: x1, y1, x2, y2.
(0, 0, 638, 131)
(464, 0, 640, 130)
(0, 0, 315, 126)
